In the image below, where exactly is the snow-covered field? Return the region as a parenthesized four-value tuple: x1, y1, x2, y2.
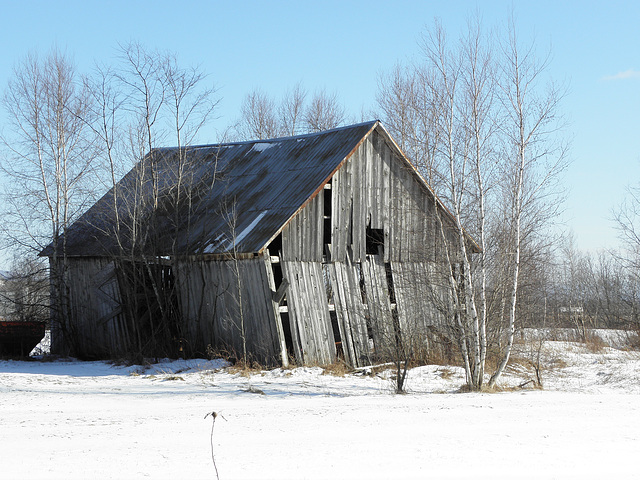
(2, 334, 640, 479)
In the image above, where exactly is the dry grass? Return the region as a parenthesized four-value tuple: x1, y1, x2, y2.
(548, 356, 568, 369)
(322, 360, 352, 377)
(226, 360, 264, 377)
(456, 383, 508, 393)
(204, 344, 270, 376)
(496, 380, 543, 392)
(436, 367, 455, 380)
(504, 353, 530, 370)
(620, 331, 640, 351)
(583, 332, 608, 353)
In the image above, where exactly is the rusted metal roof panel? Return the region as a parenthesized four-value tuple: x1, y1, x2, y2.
(46, 121, 379, 257)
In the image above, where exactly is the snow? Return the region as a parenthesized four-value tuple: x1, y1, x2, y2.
(225, 210, 268, 250)
(250, 142, 277, 153)
(2, 337, 640, 479)
(202, 233, 226, 254)
(201, 210, 270, 253)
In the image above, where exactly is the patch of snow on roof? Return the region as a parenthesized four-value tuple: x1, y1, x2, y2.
(227, 210, 269, 251)
(203, 233, 226, 254)
(251, 142, 277, 153)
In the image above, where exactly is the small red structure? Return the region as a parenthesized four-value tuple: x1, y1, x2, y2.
(0, 321, 46, 356)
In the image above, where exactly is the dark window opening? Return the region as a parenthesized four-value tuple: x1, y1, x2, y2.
(269, 233, 282, 257)
(272, 261, 283, 288)
(358, 265, 374, 341)
(323, 184, 332, 247)
(383, 261, 403, 356)
(280, 311, 295, 360)
(323, 218, 332, 247)
(357, 263, 367, 304)
(271, 263, 287, 308)
(330, 310, 344, 360)
(323, 182, 332, 216)
(392, 308, 403, 355)
(366, 227, 385, 255)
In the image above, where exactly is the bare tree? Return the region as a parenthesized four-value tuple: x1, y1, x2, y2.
(221, 198, 248, 364)
(234, 83, 346, 142)
(303, 89, 346, 133)
(279, 82, 307, 137)
(588, 250, 639, 329)
(377, 17, 567, 391)
(613, 186, 640, 326)
(0, 256, 49, 324)
(0, 50, 97, 352)
(236, 89, 281, 140)
(106, 43, 218, 359)
(377, 63, 442, 186)
(602, 187, 640, 331)
(410, 18, 498, 390)
(70, 43, 220, 359)
(488, 20, 568, 387)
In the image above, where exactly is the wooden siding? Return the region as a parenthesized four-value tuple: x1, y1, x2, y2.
(326, 255, 370, 367)
(281, 192, 324, 262)
(262, 251, 289, 366)
(330, 130, 436, 264)
(361, 254, 396, 357)
(391, 261, 447, 333)
(57, 258, 128, 357)
(52, 124, 465, 366)
(175, 254, 281, 365)
(281, 260, 336, 365)
(271, 127, 451, 365)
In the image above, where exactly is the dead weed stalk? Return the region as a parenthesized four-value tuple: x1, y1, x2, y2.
(204, 411, 226, 480)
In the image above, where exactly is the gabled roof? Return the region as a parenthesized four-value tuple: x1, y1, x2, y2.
(44, 121, 379, 258)
(43, 120, 479, 259)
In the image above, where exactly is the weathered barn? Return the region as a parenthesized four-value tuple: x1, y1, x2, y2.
(43, 121, 475, 366)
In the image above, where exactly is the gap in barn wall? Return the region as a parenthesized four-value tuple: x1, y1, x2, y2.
(264, 239, 295, 364)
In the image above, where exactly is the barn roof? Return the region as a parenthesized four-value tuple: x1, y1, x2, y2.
(44, 121, 379, 257)
(42, 120, 478, 258)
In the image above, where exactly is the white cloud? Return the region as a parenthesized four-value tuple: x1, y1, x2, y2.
(602, 69, 640, 81)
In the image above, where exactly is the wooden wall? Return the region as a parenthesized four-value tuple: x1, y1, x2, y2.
(281, 260, 336, 365)
(326, 256, 370, 367)
(331, 129, 438, 264)
(54, 257, 129, 357)
(281, 192, 324, 262)
(175, 253, 282, 365)
(276, 126, 449, 367)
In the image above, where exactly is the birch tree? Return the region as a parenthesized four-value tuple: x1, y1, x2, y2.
(0, 50, 96, 352)
(84, 43, 219, 358)
(377, 17, 567, 390)
(421, 19, 497, 390)
(488, 22, 567, 387)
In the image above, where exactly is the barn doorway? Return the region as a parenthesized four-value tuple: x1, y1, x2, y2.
(115, 259, 181, 358)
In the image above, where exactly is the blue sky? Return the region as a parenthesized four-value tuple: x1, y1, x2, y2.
(0, 0, 639, 266)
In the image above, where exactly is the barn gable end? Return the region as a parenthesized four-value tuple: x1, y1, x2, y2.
(270, 126, 453, 366)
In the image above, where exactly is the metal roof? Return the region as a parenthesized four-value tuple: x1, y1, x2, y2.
(45, 121, 379, 257)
